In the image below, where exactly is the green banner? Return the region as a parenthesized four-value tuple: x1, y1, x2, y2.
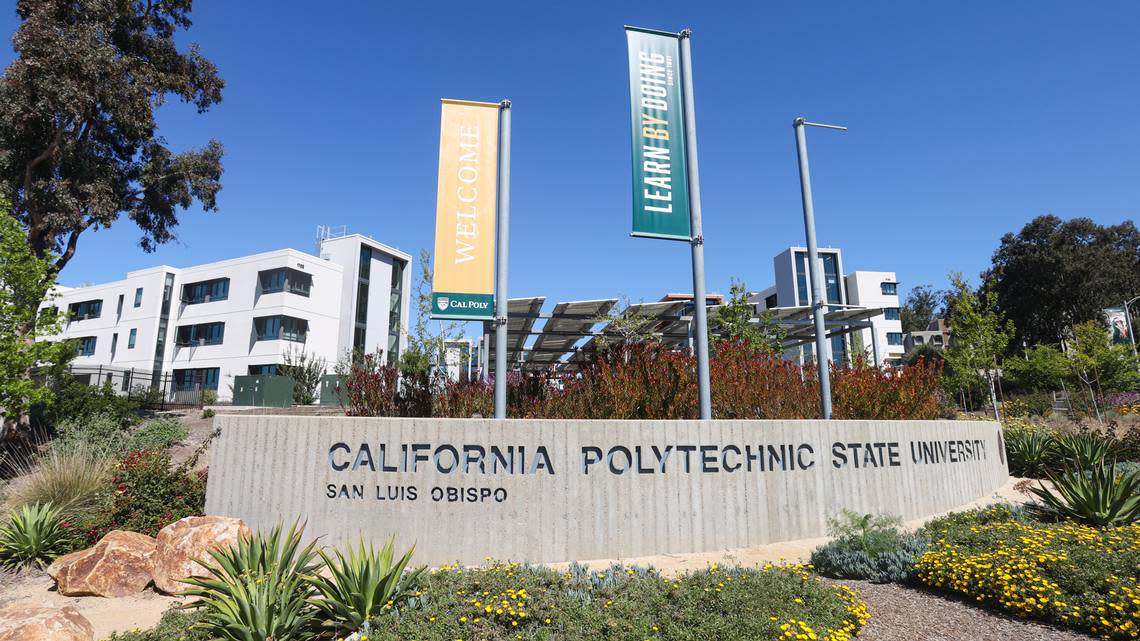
(625, 26, 691, 241)
(431, 292, 494, 320)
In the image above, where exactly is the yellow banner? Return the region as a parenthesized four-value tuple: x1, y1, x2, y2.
(431, 99, 500, 320)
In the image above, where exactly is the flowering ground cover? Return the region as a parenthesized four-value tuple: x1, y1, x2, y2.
(370, 561, 868, 641)
(916, 506, 1140, 639)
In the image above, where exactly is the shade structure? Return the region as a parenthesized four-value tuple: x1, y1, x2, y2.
(482, 297, 885, 374)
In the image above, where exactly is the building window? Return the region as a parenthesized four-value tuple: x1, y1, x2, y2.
(134, 287, 143, 307)
(68, 299, 103, 321)
(353, 326, 366, 354)
(175, 322, 225, 346)
(390, 258, 404, 291)
(912, 335, 924, 345)
(933, 335, 944, 345)
(359, 246, 372, 279)
(116, 294, 124, 316)
(794, 251, 843, 306)
(881, 282, 898, 296)
(886, 332, 904, 346)
(110, 333, 118, 354)
(76, 336, 97, 356)
(764, 294, 777, 309)
(181, 278, 229, 304)
(128, 328, 137, 349)
(356, 282, 369, 323)
(248, 364, 279, 376)
(254, 315, 308, 342)
(173, 367, 220, 391)
(258, 267, 312, 297)
(884, 307, 900, 321)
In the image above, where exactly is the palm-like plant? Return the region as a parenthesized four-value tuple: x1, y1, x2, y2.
(181, 522, 321, 641)
(1030, 462, 1140, 527)
(1005, 428, 1053, 477)
(308, 537, 425, 636)
(0, 502, 70, 571)
(1052, 431, 1118, 470)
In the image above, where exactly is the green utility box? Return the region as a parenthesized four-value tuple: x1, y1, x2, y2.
(319, 374, 346, 406)
(232, 375, 295, 408)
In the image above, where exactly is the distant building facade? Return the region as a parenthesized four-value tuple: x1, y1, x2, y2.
(751, 247, 903, 367)
(845, 270, 904, 366)
(904, 318, 953, 353)
(43, 232, 411, 400)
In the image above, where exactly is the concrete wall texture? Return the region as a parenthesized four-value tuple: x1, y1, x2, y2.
(205, 416, 1008, 565)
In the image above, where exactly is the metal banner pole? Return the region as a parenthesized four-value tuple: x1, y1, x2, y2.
(494, 100, 512, 419)
(793, 118, 840, 419)
(678, 30, 712, 420)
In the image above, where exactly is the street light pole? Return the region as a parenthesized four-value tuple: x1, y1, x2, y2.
(793, 118, 847, 420)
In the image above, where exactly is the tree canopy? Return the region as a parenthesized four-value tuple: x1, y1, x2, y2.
(982, 215, 1140, 347)
(900, 284, 942, 333)
(0, 0, 223, 285)
(0, 205, 71, 426)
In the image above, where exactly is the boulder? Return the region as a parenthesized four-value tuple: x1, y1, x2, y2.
(47, 530, 157, 597)
(152, 515, 251, 594)
(0, 603, 93, 641)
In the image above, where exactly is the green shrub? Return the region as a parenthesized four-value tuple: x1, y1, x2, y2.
(1004, 393, 1053, 418)
(309, 538, 425, 636)
(920, 503, 1028, 533)
(201, 389, 218, 406)
(108, 607, 210, 640)
(3, 442, 115, 526)
(182, 522, 321, 641)
(371, 561, 868, 641)
(81, 450, 206, 543)
(201, 408, 215, 419)
(55, 413, 187, 455)
(0, 502, 71, 570)
(51, 380, 139, 426)
(810, 510, 927, 583)
(1030, 462, 1140, 526)
(916, 513, 1140, 639)
(125, 417, 188, 452)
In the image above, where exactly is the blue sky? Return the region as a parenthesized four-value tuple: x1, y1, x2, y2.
(3, 2, 1138, 323)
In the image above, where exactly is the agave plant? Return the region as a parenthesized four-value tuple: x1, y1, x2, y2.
(1030, 462, 1140, 527)
(1004, 428, 1053, 477)
(181, 522, 321, 641)
(308, 537, 425, 636)
(0, 502, 71, 571)
(1052, 431, 1118, 470)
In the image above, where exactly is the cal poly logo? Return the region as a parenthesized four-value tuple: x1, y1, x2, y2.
(437, 296, 450, 311)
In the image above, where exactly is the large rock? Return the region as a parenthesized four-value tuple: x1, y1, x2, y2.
(47, 530, 156, 597)
(0, 603, 93, 641)
(152, 515, 251, 594)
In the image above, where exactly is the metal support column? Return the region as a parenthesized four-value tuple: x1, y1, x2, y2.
(679, 29, 712, 420)
(493, 100, 512, 419)
(793, 117, 847, 419)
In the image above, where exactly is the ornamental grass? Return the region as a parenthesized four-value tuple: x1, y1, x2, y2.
(916, 507, 1140, 639)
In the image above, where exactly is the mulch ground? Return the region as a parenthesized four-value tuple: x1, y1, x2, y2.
(837, 580, 1093, 641)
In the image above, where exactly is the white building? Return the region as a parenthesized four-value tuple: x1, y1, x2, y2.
(844, 270, 904, 366)
(750, 247, 903, 368)
(43, 232, 411, 400)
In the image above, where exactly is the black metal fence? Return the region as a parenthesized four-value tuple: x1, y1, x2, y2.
(66, 366, 213, 410)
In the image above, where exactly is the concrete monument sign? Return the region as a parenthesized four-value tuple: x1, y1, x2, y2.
(206, 416, 1008, 565)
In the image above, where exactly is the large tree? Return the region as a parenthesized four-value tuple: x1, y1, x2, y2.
(899, 284, 942, 333)
(0, 0, 224, 327)
(0, 205, 72, 431)
(982, 215, 1140, 347)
